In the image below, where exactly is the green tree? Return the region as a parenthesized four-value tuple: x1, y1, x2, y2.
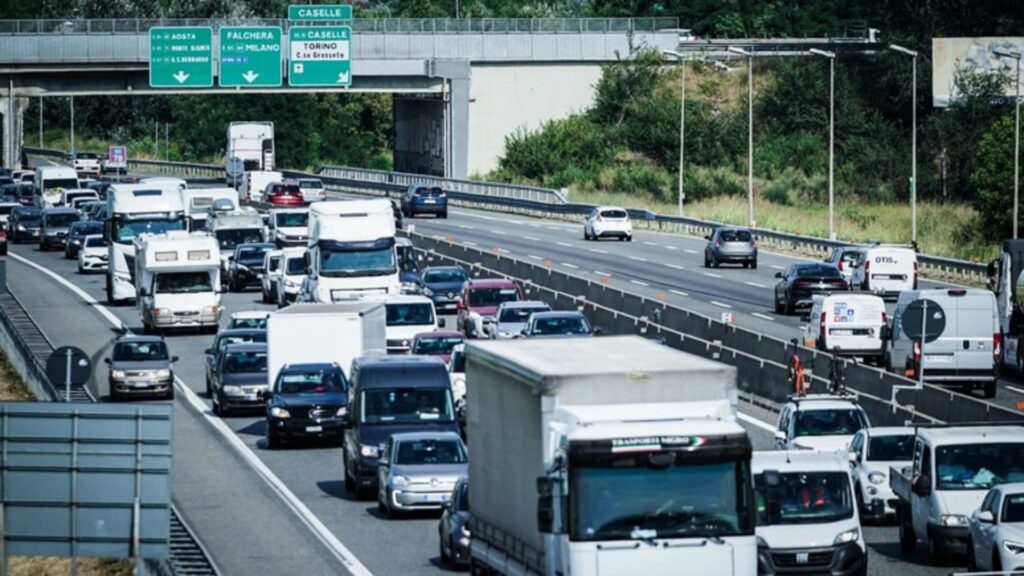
(971, 114, 1019, 241)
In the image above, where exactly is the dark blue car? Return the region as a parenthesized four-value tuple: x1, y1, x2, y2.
(400, 184, 448, 219)
(265, 363, 348, 448)
(420, 266, 469, 312)
(65, 220, 104, 259)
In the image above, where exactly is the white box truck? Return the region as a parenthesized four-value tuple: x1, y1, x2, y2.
(466, 336, 756, 576)
(301, 200, 400, 303)
(34, 165, 80, 207)
(226, 121, 275, 183)
(266, 302, 387, 384)
(133, 231, 222, 333)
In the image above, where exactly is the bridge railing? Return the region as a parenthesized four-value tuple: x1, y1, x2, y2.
(0, 17, 680, 35)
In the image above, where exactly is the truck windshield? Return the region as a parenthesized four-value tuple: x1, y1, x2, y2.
(360, 387, 454, 424)
(935, 443, 1024, 490)
(386, 303, 434, 326)
(793, 409, 867, 437)
(43, 178, 79, 191)
(321, 245, 396, 278)
(286, 257, 305, 275)
(113, 217, 185, 244)
(275, 212, 308, 227)
(469, 287, 520, 307)
(396, 439, 466, 465)
(868, 435, 915, 462)
(754, 471, 854, 525)
(154, 271, 213, 294)
(570, 456, 753, 541)
(45, 213, 79, 227)
(216, 229, 264, 250)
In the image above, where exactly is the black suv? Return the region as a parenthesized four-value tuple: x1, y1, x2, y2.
(228, 243, 275, 292)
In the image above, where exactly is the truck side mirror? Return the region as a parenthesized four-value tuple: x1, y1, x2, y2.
(103, 358, 111, 365)
(762, 469, 783, 524)
(138, 287, 148, 297)
(880, 325, 892, 341)
(978, 510, 995, 524)
(912, 474, 932, 497)
(986, 260, 997, 279)
(536, 477, 564, 534)
(437, 318, 446, 328)
(774, 430, 787, 442)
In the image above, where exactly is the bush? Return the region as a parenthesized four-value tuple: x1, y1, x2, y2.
(497, 114, 614, 182)
(685, 166, 746, 201)
(609, 162, 672, 200)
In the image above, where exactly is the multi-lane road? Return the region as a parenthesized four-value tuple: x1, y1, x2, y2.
(2, 192, 1002, 575)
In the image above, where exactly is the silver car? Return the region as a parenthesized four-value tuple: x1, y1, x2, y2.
(492, 300, 552, 339)
(378, 431, 468, 518)
(297, 178, 326, 203)
(704, 227, 757, 269)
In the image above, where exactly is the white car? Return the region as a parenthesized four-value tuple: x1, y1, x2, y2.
(448, 344, 466, 402)
(583, 206, 632, 242)
(76, 234, 108, 273)
(969, 482, 1024, 573)
(275, 248, 307, 307)
(70, 152, 101, 176)
(297, 178, 327, 203)
(774, 394, 870, 452)
(261, 249, 284, 304)
(847, 427, 914, 522)
(226, 310, 270, 331)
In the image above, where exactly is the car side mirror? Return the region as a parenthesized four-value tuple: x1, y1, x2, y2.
(204, 348, 215, 355)
(978, 510, 995, 524)
(880, 325, 892, 341)
(912, 474, 932, 497)
(848, 451, 858, 463)
(703, 235, 710, 240)
(378, 457, 389, 467)
(774, 430, 787, 442)
(103, 358, 111, 365)
(774, 272, 783, 278)
(592, 326, 603, 335)
(441, 500, 452, 510)
(456, 299, 466, 310)
(340, 413, 352, 428)
(171, 356, 179, 363)
(438, 318, 446, 328)
(521, 328, 529, 336)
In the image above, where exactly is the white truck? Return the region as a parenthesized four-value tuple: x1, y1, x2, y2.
(105, 183, 187, 304)
(134, 231, 222, 333)
(466, 336, 756, 576)
(301, 200, 400, 303)
(181, 187, 238, 229)
(205, 207, 266, 279)
(226, 121, 275, 183)
(266, 301, 386, 384)
(988, 239, 1024, 374)
(34, 165, 80, 207)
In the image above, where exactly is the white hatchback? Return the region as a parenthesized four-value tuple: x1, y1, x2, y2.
(968, 483, 1024, 573)
(77, 234, 108, 273)
(583, 206, 632, 242)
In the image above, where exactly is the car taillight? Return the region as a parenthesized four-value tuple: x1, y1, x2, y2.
(596, 214, 603, 222)
(838, 260, 844, 271)
(994, 332, 1002, 362)
(865, 260, 871, 274)
(820, 312, 827, 340)
(882, 311, 888, 326)
(715, 241, 722, 248)
(913, 341, 921, 362)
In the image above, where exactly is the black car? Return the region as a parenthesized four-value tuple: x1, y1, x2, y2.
(420, 266, 470, 312)
(438, 477, 471, 568)
(228, 242, 275, 292)
(264, 363, 348, 448)
(39, 207, 80, 251)
(204, 328, 267, 396)
(64, 220, 103, 259)
(400, 184, 448, 219)
(104, 334, 178, 400)
(8, 206, 42, 243)
(210, 342, 269, 416)
(774, 263, 848, 315)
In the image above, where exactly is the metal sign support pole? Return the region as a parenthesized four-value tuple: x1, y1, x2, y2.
(64, 348, 73, 402)
(132, 409, 142, 576)
(919, 300, 927, 385)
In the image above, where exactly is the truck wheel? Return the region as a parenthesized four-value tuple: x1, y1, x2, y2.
(983, 380, 997, 399)
(899, 507, 916, 553)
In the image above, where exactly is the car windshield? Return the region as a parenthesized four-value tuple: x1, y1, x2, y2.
(19, 212, 42, 224)
(270, 184, 301, 196)
(599, 209, 628, 219)
(386, 303, 434, 326)
(395, 438, 466, 465)
(76, 153, 98, 159)
(223, 351, 267, 374)
(531, 315, 590, 335)
(796, 265, 842, 279)
(360, 387, 454, 424)
(286, 257, 305, 275)
(216, 229, 264, 250)
(228, 317, 267, 330)
(298, 180, 322, 189)
(154, 271, 213, 294)
(320, 245, 396, 278)
(1004, 494, 1024, 522)
(794, 409, 867, 437)
(112, 341, 168, 362)
(84, 236, 107, 248)
(754, 471, 854, 525)
(72, 222, 102, 235)
(215, 333, 265, 351)
(45, 213, 79, 227)
(424, 268, 467, 284)
(275, 368, 346, 394)
(237, 246, 270, 263)
(935, 443, 1024, 490)
(275, 212, 308, 227)
(113, 218, 185, 245)
(868, 435, 915, 462)
(469, 287, 519, 307)
(413, 186, 443, 197)
(719, 230, 752, 242)
(499, 306, 548, 323)
(413, 336, 464, 355)
(43, 178, 79, 191)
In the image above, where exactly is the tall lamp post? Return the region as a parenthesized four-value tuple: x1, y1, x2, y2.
(728, 46, 756, 227)
(664, 49, 687, 216)
(890, 44, 919, 243)
(809, 49, 837, 240)
(995, 48, 1022, 239)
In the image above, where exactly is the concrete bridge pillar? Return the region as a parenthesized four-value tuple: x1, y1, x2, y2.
(392, 60, 470, 179)
(0, 94, 29, 170)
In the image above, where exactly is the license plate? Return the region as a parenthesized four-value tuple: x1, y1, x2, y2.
(926, 354, 952, 363)
(423, 199, 436, 204)
(305, 425, 323, 433)
(831, 329, 853, 336)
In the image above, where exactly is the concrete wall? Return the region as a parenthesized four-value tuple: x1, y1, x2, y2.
(467, 63, 602, 177)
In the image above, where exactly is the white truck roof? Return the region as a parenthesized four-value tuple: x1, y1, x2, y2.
(36, 165, 77, 176)
(207, 207, 264, 229)
(271, 301, 384, 318)
(752, 450, 850, 473)
(561, 403, 741, 442)
(108, 183, 184, 214)
(310, 199, 395, 243)
(915, 425, 1024, 446)
(136, 232, 220, 268)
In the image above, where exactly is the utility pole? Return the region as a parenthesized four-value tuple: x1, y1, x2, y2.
(729, 46, 756, 227)
(664, 50, 687, 216)
(69, 95, 75, 156)
(890, 44, 919, 243)
(995, 48, 1022, 239)
(810, 49, 837, 240)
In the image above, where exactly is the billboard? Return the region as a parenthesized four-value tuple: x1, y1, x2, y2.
(932, 37, 1023, 107)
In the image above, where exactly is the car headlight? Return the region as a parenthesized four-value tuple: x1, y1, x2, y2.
(335, 406, 347, 417)
(422, 287, 434, 297)
(111, 370, 126, 379)
(1004, 540, 1024, 555)
(940, 514, 969, 527)
(16, 225, 25, 231)
(756, 536, 769, 548)
(204, 305, 219, 315)
(401, 282, 421, 294)
(360, 444, 379, 458)
(270, 406, 291, 419)
(284, 280, 299, 288)
(460, 524, 470, 538)
(155, 369, 171, 378)
(222, 385, 242, 396)
(153, 308, 170, 316)
(833, 528, 859, 545)
(71, 239, 81, 245)
(868, 471, 886, 485)
(391, 475, 411, 487)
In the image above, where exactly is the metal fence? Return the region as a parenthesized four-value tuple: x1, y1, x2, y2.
(0, 17, 680, 35)
(318, 165, 567, 203)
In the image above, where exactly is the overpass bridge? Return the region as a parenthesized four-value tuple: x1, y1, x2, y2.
(0, 17, 681, 176)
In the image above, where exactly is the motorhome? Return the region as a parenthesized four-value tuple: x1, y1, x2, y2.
(134, 231, 221, 333)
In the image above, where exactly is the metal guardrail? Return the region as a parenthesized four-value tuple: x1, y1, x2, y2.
(0, 17, 680, 35)
(318, 165, 567, 203)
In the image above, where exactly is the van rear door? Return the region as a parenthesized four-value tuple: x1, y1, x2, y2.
(864, 248, 916, 295)
(949, 291, 997, 378)
(823, 295, 885, 355)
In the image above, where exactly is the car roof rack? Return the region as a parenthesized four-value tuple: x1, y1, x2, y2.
(785, 391, 858, 405)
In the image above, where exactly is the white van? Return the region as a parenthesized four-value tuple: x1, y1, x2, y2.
(886, 288, 1000, 397)
(850, 245, 917, 300)
(384, 295, 442, 354)
(803, 293, 887, 363)
(238, 170, 283, 201)
(34, 166, 80, 207)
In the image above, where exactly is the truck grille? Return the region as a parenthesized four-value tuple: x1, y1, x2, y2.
(771, 549, 834, 569)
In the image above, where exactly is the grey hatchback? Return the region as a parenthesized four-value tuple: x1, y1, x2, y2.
(704, 227, 757, 269)
(105, 334, 178, 400)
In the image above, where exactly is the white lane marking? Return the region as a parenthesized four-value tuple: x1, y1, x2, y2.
(669, 289, 689, 297)
(628, 256, 648, 262)
(547, 227, 561, 232)
(594, 270, 612, 277)
(771, 265, 785, 270)
(643, 241, 658, 246)
(711, 300, 732, 309)
(496, 248, 510, 254)
(684, 249, 698, 254)
(589, 248, 608, 254)
(630, 280, 650, 287)
(1006, 385, 1024, 396)
(528, 255, 543, 260)
(556, 241, 573, 247)
(664, 245, 678, 251)
(9, 253, 374, 576)
(524, 236, 541, 241)
(493, 230, 507, 236)
(737, 412, 777, 433)
(746, 281, 768, 288)
(456, 224, 474, 229)
(666, 263, 685, 271)
(704, 272, 723, 279)
(463, 241, 477, 246)
(751, 312, 776, 321)
(561, 262, 579, 269)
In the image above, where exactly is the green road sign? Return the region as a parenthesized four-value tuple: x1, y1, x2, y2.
(288, 4, 353, 21)
(219, 26, 283, 87)
(288, 26, 352, 87)
(149, 27, 213, 88)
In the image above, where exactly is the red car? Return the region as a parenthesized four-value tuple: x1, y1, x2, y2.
(456, 279, 524, 339)
(411, 331, 464, 365)
(263, 181, 304, 206)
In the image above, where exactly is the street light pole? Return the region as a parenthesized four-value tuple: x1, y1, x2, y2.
(810, 49, 837, 240)
(729, 46, 755, 227)
(890, 44, 919, 243)
(996, 49, 1022, 239)
(664, 50, 687, 216)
